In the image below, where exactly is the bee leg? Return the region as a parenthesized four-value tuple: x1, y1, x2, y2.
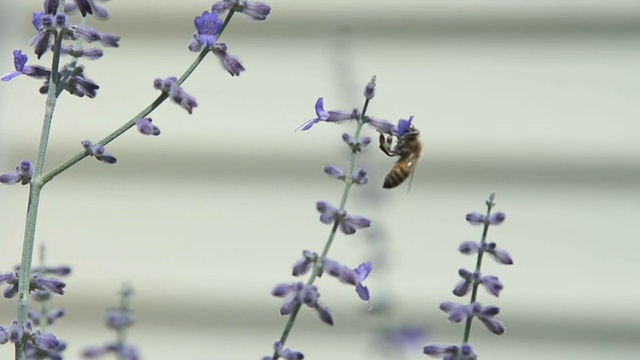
(378, 132, 394, 157)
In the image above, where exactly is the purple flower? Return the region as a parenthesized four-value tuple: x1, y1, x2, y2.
(472, 303, 505, 335)
(323, 165, 345, 180)
(395, 116, 414, 137)
(81, 140, 117, 164)
(291, 250, 317, 276)
(33, 332, 64, 351)
(32, 275, 66, 295)
(153, 77, 198, 114)
(452, 268, 474, 297)
(364, 116, 395, 134)
(459, 241, 513, 265)
(136, 118, 161, 136)
(193, 11, 223, 49)
(0, 160, 34, 185)
(1, 50, 51, 82)
(68, 25, 120, 48)
(297, 98, 358, 131)
(64, 0, 110, 19)
(484, 242, 513, 265)
(340, 213, 371, 235)
(271, 282, 334, 325)
(321, 259, 357, 285)
(212, 0, 272, 21)
(341, 133, 371, 152)
(439, 302, 469, 323)
(453, 269, 503, 297)
(212, 43, 245, 76)
(351, 168, 368, 185)
(465, 212, 506, 225)
(364, 76, 376, 99)
(354, 261, 372, 301)
(106, 310, 133, 330)
(271, 341, 304, 360)
(479, 275, 503, 297)
(315, 201, 371, 235)
(366, 116, 415, 136)
(424, 343, 477, 360)
(60, 45, 104, 60)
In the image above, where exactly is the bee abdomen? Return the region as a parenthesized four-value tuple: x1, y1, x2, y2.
(383, 166, 411, 189)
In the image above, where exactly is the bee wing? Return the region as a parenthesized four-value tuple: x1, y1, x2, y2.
(405, 153, 420, 193)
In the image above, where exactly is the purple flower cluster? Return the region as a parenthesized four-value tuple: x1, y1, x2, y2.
(1, 0, 118, 99)
(0, 263, 70, 359)
(81, 140, 117, 164)
(423, 193, 513, 359)
(82, 286, 139, 360)
(188, 1, 271, 75)
(0, 160, 34, 185)
(0, 271, 66, 299)
(153, 77, 199, 114)
(0, 321, 66, 360)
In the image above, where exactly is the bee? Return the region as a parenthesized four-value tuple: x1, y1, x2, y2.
(378, 125, 421, 189)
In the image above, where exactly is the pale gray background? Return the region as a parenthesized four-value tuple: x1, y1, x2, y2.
(1, 0, 639, 359)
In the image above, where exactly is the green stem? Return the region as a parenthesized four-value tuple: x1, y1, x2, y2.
(272, 99, 372, 359)
(14, 28, 65, 360)
(461, 195, 494, 344)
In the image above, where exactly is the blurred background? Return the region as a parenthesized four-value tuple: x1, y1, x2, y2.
(1, 0, 639, 359)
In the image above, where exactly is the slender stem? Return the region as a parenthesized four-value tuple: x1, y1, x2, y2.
(461, 196, 494, 344)
(14, 28, 66, 360)
(272, 99, 372, 359)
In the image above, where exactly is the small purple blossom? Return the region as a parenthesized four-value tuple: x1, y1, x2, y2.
(60, 45, 104, 60)
(212, 0, 272, 21)
(32, 275, 66, 295)
(136, 118, 161, 136)
(439, 302, 469, 323)
(465, 211, 506, 225)
(351, 168, 368, 185)
(264, 341, 304, 360)
(315, 201, 371, 235)
(192, 11, 223, 49)
(271, 282, 333, 325)
(0, 160, 34, 185)
(341, 133, 371, 152)
(458, 241, 513, 265)
(81, 140, 117, 164)
(323, 165, 345, 180)
(291, 250, 317, 276)
(321, 258, 357, 285)
(354, 261, 372, 301)
(424, 343, 477, 360)
(1, 50, 51, 82)
(364, 75, 376, 99)
(297, 98, 358, 131)
(153, 77, 198, 114)
(105, 309, 133, 330)
(212, 43, 245, 76)
(65, 0, 110, 19)
(68, 25, 120, 48)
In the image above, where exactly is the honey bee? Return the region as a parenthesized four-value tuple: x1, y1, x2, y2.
(378, 125, 421, 189)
